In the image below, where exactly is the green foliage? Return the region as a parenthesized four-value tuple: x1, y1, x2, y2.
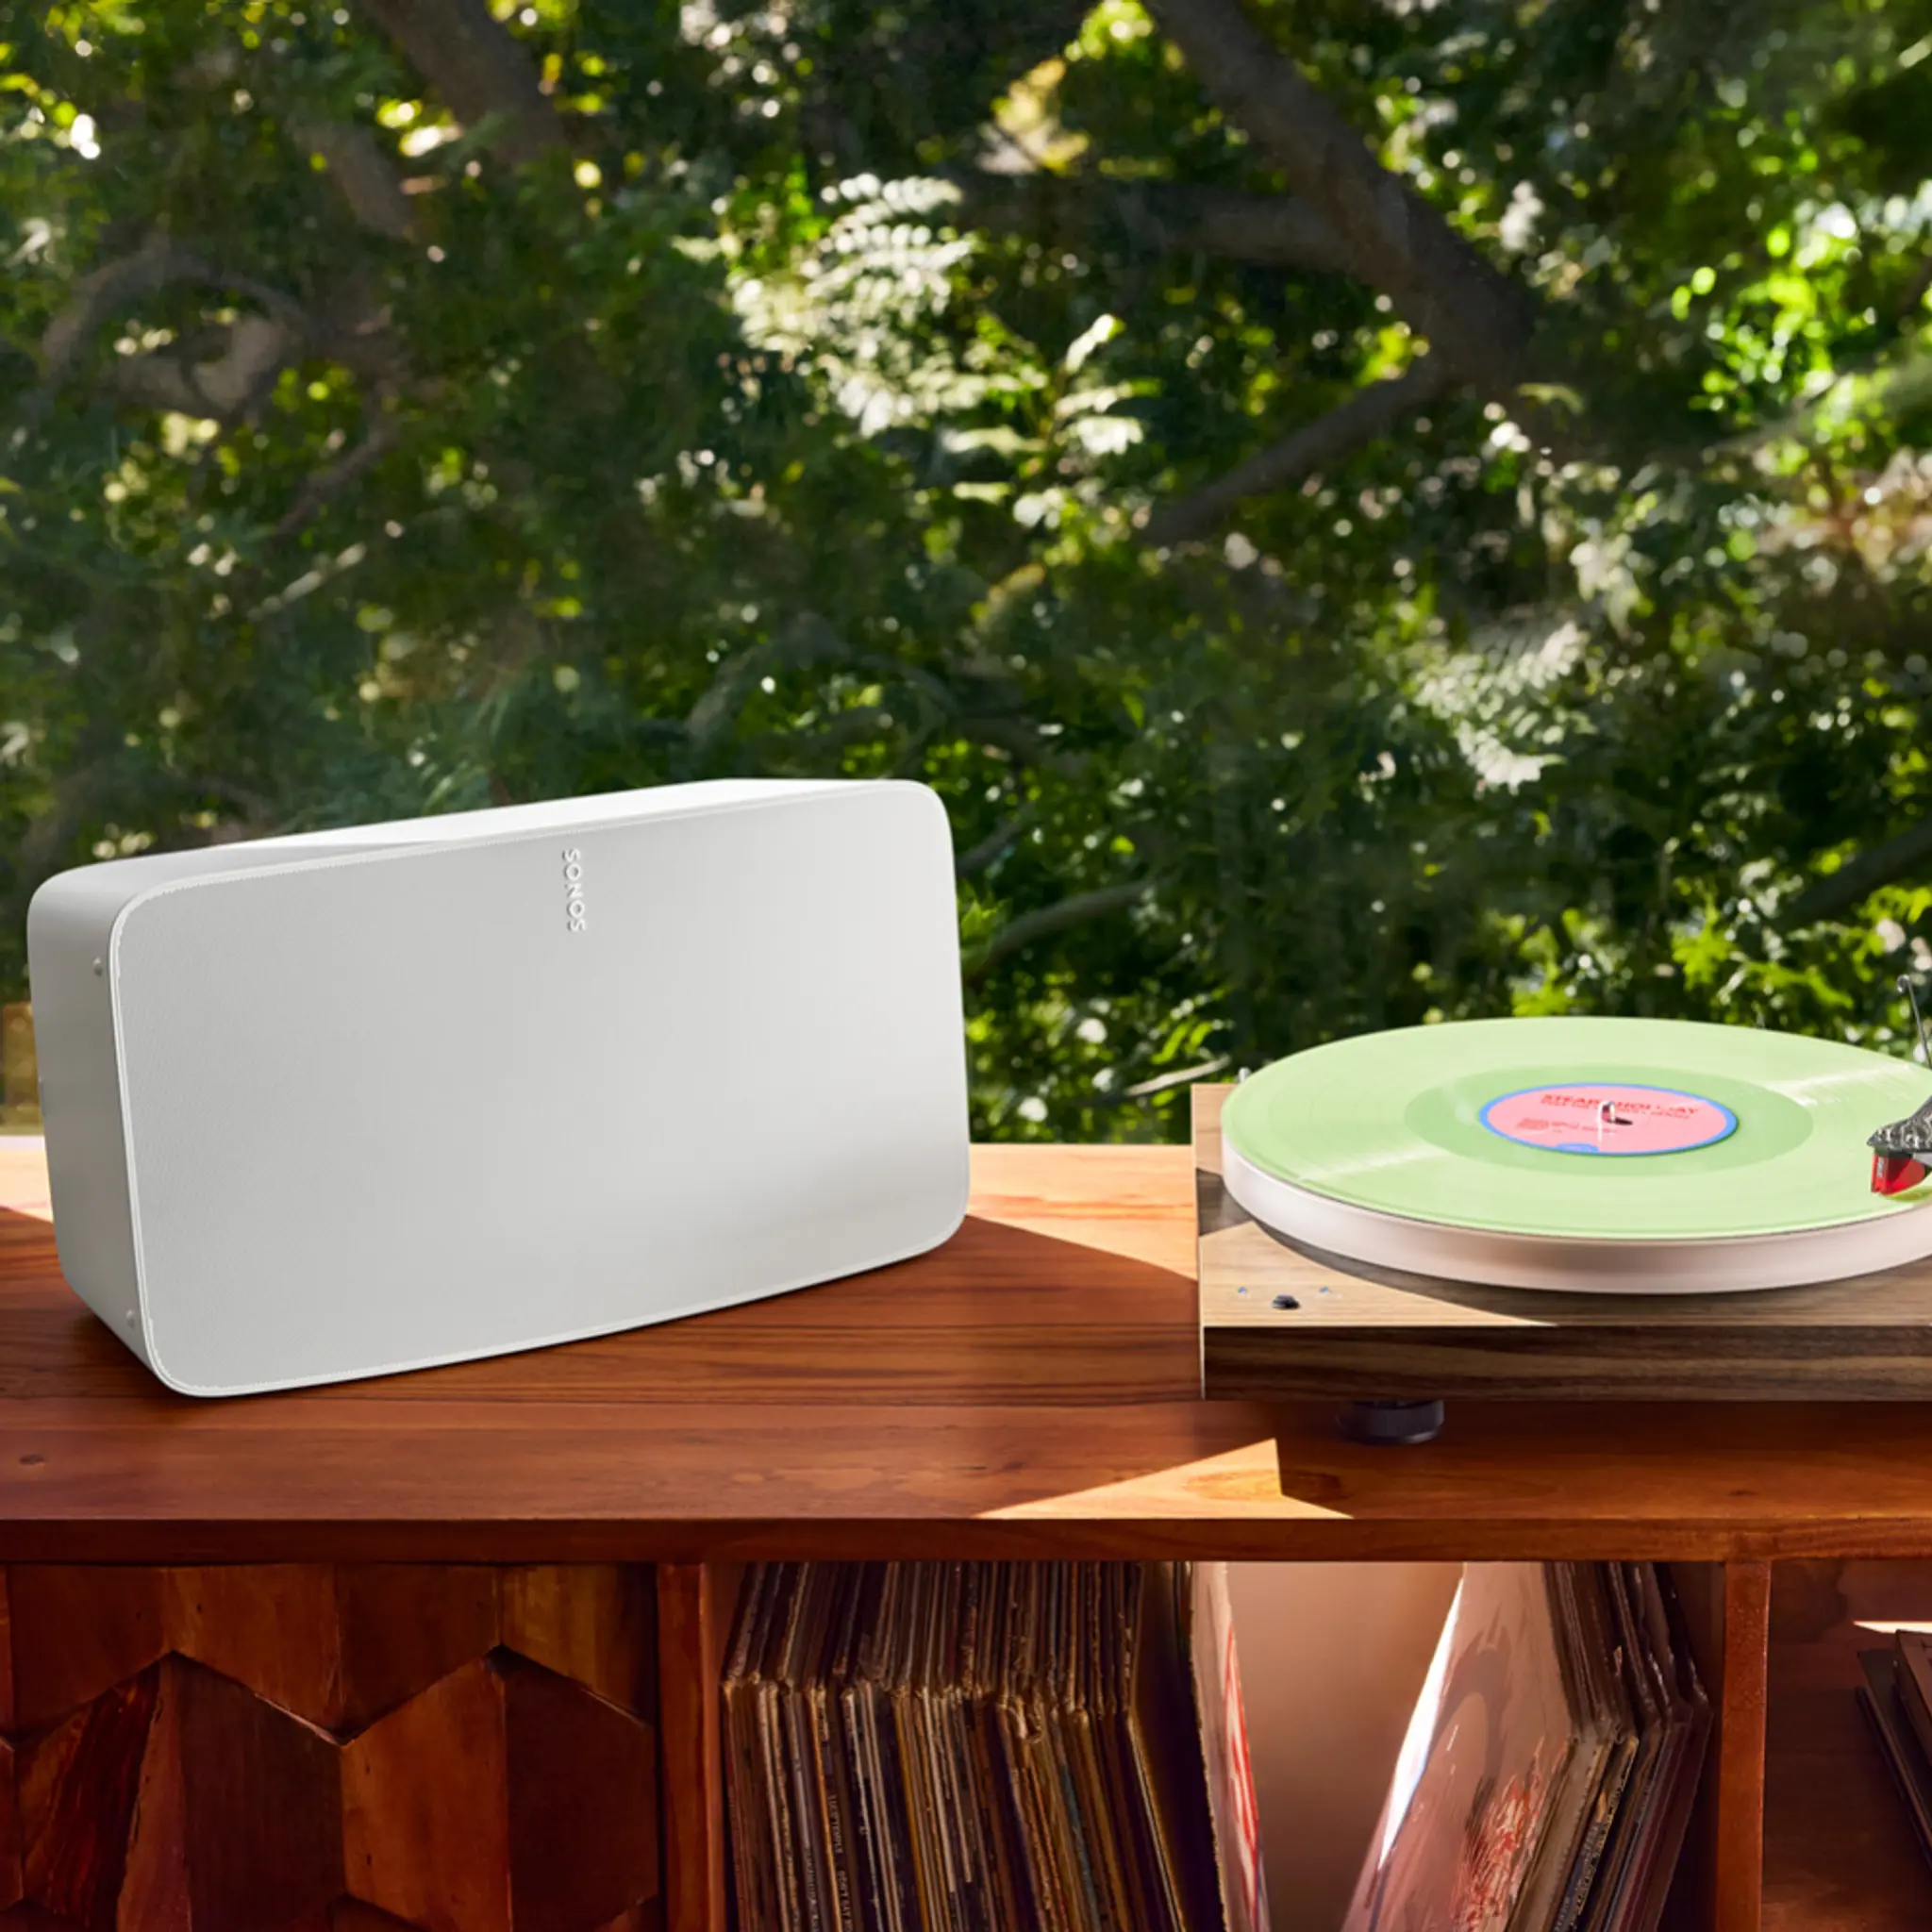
(5, 0, 1932, 1142)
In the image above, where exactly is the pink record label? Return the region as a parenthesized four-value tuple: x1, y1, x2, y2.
(1479, 1082, 1738, 1157)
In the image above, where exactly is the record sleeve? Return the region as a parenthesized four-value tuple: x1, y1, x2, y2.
(1858, 1648, 1932, 1870)
(1342, 1563, 1580, 1932)
(1182, 1561, 1270, 1932)
(1346, 1565, 1710, 1932)
(1894, 1629, 1932, 1775)
(1506, 1563, 1646, 1932)
(722, 1561, 1268, 1932)
(1616, 1565, 1710, 1932)
(1571, 1565, 1657, 1932)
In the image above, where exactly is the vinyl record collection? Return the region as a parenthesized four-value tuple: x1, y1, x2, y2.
(722, 1560, 1267, 1932)
(1857, 1628, 1932, 1865)
(1344, 1563, 1711, 1932)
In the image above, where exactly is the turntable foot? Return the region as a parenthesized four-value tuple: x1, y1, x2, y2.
(1339, 1399, 1445, 1446)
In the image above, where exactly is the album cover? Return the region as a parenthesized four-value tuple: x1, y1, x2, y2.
(1344, 1564, 1711, 1932)
(1343, 1562, 1580, 1932)
(1858, 1647, 1932, 1871)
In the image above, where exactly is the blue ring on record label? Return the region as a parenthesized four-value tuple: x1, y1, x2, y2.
(1479, 1081, 1740, 1158)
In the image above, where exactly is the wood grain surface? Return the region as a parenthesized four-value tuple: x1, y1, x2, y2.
(2, 1560, 659, 1932)
(1196, 1086, 1932, 1398)
(1764, 1560, 1932, 1929)
(12, 1140, 1932, 1560)
(1711, 1564, 1771, 1932)
(656, 1566, 725, 1932)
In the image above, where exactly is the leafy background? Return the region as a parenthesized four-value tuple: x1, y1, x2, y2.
(5, 0, 1932, 1139)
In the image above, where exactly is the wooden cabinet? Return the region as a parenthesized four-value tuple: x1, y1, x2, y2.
(1762, 1561, 1932, 1929)
(0, 1562, 659, 1928)
(4, 1144, 1932, 1928)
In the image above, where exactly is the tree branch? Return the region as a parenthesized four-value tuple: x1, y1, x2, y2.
(955, 804, 1040, 876)
(19, 758, 117, 882)
(1124, 1054, 1230, 1098)
(1787, 816, 1932, 925)
(35, 238, 319, 424)
(964, 880, 1147, 977)
(1144, 0, 1539, 395)
(958, 716, 1091, 778)
(1145, 355, 1455, 544)
(113, 313, 305, 418)
(1165, 185, 1350, 275)
(36, 227, 419, 437)
(290, 118, 419, 241)
(958, 172, 1349, 275)
(274, 394, 401, 537)
(353, 0, 566, 166)
(41, 236, 204, 384)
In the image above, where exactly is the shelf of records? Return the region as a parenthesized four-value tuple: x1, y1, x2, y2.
(716, 1558, 1715, 1932)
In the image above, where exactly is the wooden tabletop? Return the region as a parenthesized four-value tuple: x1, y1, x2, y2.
(8, 1139, 1932, 1563)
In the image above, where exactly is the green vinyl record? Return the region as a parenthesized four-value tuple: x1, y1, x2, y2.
(1220, 1015, 1932, 1243)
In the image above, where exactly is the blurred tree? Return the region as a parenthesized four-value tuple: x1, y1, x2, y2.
(3, 0, 1932, 1139)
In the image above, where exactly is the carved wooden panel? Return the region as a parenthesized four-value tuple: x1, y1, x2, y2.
(0, 1566, 659, 1932)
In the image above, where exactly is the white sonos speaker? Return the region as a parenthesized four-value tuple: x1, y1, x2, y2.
(27, 779, 970, 1395)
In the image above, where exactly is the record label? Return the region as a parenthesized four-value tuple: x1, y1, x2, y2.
(1479, 1082, 1738, 1158)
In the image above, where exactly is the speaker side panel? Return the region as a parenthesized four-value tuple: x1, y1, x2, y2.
(26, 864, 146, 1361)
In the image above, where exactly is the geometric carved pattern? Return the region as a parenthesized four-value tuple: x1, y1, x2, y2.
(20, 1657, 340, 1930)
(0, 1567, 658, 1932)
(341, 1656, 658, 1932)
(502, 1656, 658, 1932)
(19, 1672, 158, 1928)
(342, 1657, 509, 1931)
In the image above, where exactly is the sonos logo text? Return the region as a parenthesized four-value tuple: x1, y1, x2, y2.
(562, 847, 587, 932)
